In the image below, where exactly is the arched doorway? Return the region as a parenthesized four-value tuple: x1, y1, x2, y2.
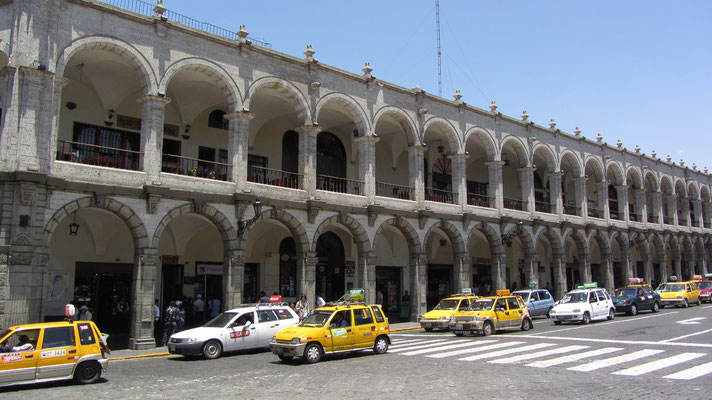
(316, 231, 345, 301)
(316, 131, 348, 192)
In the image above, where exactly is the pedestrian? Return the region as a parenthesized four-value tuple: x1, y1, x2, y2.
(162, 301, 179, 346)
(193, 294, 205, 323)
(78, 305, 92, 321)
(295, 295, 310, 319)
(258, 291, 269, 303)
(315, 295, 325, 308)
(209, 297, 221, 318)
(175, 300, 185, 332)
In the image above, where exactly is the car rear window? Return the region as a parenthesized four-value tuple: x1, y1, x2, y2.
(42, 326, 76, 349)
(274, 309, 294, 320)
(370, 306, 385, 323)
(77, 323, 96, 345)
(354, 308, 374, 325)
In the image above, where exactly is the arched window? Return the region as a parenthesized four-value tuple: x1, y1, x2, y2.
(316, 132, 346, 178)
(208, 109, 228, 130)
(608, 184, 619, 219)
(282, 130, 298, 173)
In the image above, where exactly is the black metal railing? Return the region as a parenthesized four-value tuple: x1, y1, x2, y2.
(247, 165, 302, 189)
(663, 216, 674, 225)
(467, 193, 492, 208)
(705, 221, 711, 229)
(629, 212, 640, 222)
(425, 188, 456, 204)
(648, 214, 659, 224)
(587, 207, 604, 219)
(376, 182, 413, 200)
(317, 174, 362, 195)
(162, 154, 231, 181)
(563, 204, 579, 216)
(57, 140, 142, 171)
(503, 197, 525, 211)
(535, 201, 552, 214)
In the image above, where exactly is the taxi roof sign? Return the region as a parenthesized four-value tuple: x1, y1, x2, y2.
(341, 288, 364, 302)
(576, 282, 598, 289)
(627, 278, 645, 285)
(496, 289, 511, 296)
(692, 275, 703, 281)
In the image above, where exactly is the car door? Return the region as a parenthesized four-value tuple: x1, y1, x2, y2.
(225, 311, 258, 350)
(0, 329, 41, 384)
(494, 298, 510, 329)
(328, 310, 354, 350)
(587, 291, 600, 318)
(506, 297, 524, 328)
(595, 290, 608, 318)
(256, 310, 282, 347)
(528, 291, 541, 316)
(352, 307, 376, 348)
(36, 325, 80, 380)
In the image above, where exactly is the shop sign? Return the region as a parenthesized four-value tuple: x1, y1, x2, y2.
(197, 263, 223, 275)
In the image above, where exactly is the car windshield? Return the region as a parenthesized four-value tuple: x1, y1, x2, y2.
(0, 329, 12, 343)
(433, 299, 459, 310)
(698, 282, 712, 289)
(661, 284, 685, 292)
(615, 288, 637, 297)
(300, 311, 333, 327)
(204, 312, 238, 328)
(512, 291, 530, 301)
(560, 292, 588, 303)
(469, 299, 494, 310)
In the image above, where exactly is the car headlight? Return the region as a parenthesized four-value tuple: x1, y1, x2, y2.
(441, 315, 452, 320)
(290, 337, 300, 345)
(678, 296, 683, 299)
(183, 338, 197, 344)
(473, 315, 483, 321)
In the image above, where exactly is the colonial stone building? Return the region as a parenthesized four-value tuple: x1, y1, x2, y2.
(1, 0, 710, 349)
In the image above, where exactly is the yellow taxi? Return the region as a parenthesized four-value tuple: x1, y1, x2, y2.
(0, 310, 109, 387)
(448, 290, 532, 336)
(269, 289, 390, 363)
(418, 291, 479, 332)
(656, 276, 701, 308)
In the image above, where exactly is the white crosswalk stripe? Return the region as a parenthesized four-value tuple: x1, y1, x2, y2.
(426, 341, 522, 359)
(568, 349, 665, 372)
(664, 361, 712, 380)
(489, 345, 589, 364)
(613, 353, 706, 376)
(401, 340, 496, 356)
(458, 343, 556, 362)
(389, 339, 451, 353)
(391, 339, 430, 346)
(527, 347, 623, 368)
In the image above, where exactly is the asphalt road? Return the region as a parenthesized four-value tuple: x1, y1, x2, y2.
(2, 304, 711, 399)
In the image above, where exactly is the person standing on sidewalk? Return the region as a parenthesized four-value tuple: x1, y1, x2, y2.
(193, 294, 205, 324)
(295, 295, 310, 320)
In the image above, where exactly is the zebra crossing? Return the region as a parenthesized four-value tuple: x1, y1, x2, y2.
(388, 337, 712, 381)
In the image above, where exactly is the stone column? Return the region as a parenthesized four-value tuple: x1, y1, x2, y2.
(658, 254, 668, 285)
(297, 125, 321, 197)
(674, 258, 682, 279)
(358, 251, 377, 304)
(549, 172, 563, 215)
(692, 199, 702, 228)
(408, 145, 426, 206)
(454, 252, 471, 292)
(137, 94, 171, 183)
(523, 257, 538, 290)
(615, 185, 629, 221)
(48, 76, 70, 173)
(0, 66, 18, 170)
(597, 182, 609, 219)
(223, 249, 246, 310)
(552, 254, 566, 299)
(703, 202, 712, 228)
(678, 197, 690, 226)
(702, 251, 709, 275)
(580, 251, 592, 284)
(491, 251, 507, 293)
(601, 254, 615, 295)
(298, 252, 317, 303)
(129, 249, 160, 350)
(226, 111, 253, 186)
(13, 67, 57, 172)
(409, 253, 428, 321)
(651, 191, 663, 225)
(486, 161, 505, 210)
(574, 177, 587, 217)
(448, 153, 469, 207)
(355, 136, 379, 200)
(685, 248, 695, 280)
(518, 167, 535, 213)
(636, 188, 647, 223)
(643, 257, 654, 286)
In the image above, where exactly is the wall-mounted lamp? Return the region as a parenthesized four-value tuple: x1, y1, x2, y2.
(107, 109, 115, 120)
(437, 145, 445, 154)
(185, 124, 191, 133)
(69, 212, 80, 236)
(439, 238, 447, 247)
(352, 129, 359, 137)
(237, 200, 263, 237)
(65, 101, 77, 110)
(504, 159, 511, 166)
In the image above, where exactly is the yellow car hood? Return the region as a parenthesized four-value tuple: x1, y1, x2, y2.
(274, 326, 324, 341)
(422, 309, 457, 319)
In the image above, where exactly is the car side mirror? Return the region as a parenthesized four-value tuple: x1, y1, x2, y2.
(244, 320, 252, 328)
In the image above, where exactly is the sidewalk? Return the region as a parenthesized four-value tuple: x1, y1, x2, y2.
(108, 321, 423, 360)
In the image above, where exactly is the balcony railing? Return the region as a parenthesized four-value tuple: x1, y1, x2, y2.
(647, 214, 659, 224)
(563, 204, 579, 216)
(535, 201, 552, 214)
(467, 193, 493, 208)
(691, 218, 699, 227)
(503, 197, 525, 211)
(162, 154, 231, 181)
(588, 207, 604, 219)
(629, 212, 641, 222)
(678, 217, 688, 226)
(705, 221, 711, 229)
(317, 174, 362, 195)
(663, 216, 674, 225)
(425, 188, 456, 204)
(247, 165, 302, 189)
(376, 182, 413, 200)
(57, 140, 142, 171)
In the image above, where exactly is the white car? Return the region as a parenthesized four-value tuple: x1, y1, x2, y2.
(168, 304, 300, 359)
(549, 287, 615, 325)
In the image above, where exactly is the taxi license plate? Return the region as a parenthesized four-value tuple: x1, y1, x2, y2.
(455, 324, 463, 330)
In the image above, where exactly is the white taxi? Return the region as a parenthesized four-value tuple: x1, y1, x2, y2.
(168, 303, 299, 359)
(549, 284, 616, 325)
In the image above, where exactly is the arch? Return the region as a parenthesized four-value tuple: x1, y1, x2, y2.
(644, 170, 659, 192)
(559, 150, 583, 177)
(372, 106, 419, 146)
(311, 213, 370, 253)
(467, 222, 504, 255)
(562, 228, 589, 255)
(665, 235, 681, 262)
(43, 196, 149, 251)
(651, 234, 666, 261)
(463, 126, 497, 161)
(701, 185, 711, 202)
(150, 202, 237, 251)
(610, 231, 630, 254)
(589, 230, 612, 258)
(605, 161, 625, 186)
(424, 220, 465, 255)
(55, 35, 157, 94)
(584, 156, 605, 182)
(687, 181, 700, 200)
(260, 208, 310, 256)
(314, 92, 369, 136)
(674, 178, 687, 197)
(625, 166, 643, 189)
(245, 75, 311, 123)
(504, 225, 536, 257)
(499, 135, 529, 167)
(372, 217, 422, 254)
(660, 175, 674, 194)
(534, 226, 564, 258)
(160, 57, 243, 111)
(532, 144, 558, 172)
(422, 116, 461, 154)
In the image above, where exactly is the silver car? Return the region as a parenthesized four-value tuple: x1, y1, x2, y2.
(512, 289, 555, 317)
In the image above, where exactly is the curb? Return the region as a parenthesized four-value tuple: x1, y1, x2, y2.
(390, 326, 423, 332)
(109, 352, 170, 361)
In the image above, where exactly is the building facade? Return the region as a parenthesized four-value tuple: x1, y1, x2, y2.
(1, 0, 710, 349)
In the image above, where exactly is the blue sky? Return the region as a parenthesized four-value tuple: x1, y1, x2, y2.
(163, 0, 711, 172)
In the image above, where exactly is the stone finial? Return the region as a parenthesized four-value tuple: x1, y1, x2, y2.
(680, 159, 685, 167)
(362, 62, 373, 78)
(154, 0, 166, 16)
(651, 150, 657, 158)
(521, 110, 529, 121)
(453, 90, 463, 104)
(705, 167, 709, 174)
(574, 127, 581, 136)
(666, 155, 672, 162)
(596, 133, 603, 143)
(549, 119, 557, 129)
(489, 101, 498, 112)
(635, 145, 640, 153)
(692, 163, 697, 170)
(304, 44, 315, 62)
(616, 139, 623, 149)
(237, 25, 249, 44)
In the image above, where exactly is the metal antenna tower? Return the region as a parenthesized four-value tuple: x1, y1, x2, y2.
(436, 0, 442, 96)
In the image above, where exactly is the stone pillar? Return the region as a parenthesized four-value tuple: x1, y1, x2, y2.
(409, 253, 428, 320)
(685, 249, 695, 280)
(636, 188, 647, 223)
(129, 249, 160, 349)
(355, 136, 379, 200)
(580, 251, 592, 284)
(552, 254, 566, 299)
(658, 254, 668, 285)
(615, 185, 629, 221)
(702, 251, 709, 275)
(678, 197, 690, 226)
(448, 154, 469, 207)
(299, 252, 317, 304)
(491, 251, 507, 293)
(523, 257, 538, 290)
(358, 251, 377, 304)
(48, 76, 69, 173)
(651, 191, 663, 225)
(518, 167, 535, 213)
(597, 182, 609, 219)
(0, 66, 18, 171)
(223, 249, 246, 310)
(408, 145, 426, 206)
(486, 161, 505, 210)
(674, 258, 682, 279)
(297, 125, 320, 197)
(226, 111, 253, 186)
(137, 94, 171, 183)
(574, 177, 587, 217)
(643, 258, 654, 286)
(454, 252, 471, 292)
(703, 202, 712, 228)
(550, 172, 564, 215)
(601, 254, 614, 295)
(692, 199, 702, 228)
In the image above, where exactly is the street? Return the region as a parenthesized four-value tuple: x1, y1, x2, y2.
(2, 305, 711, 399)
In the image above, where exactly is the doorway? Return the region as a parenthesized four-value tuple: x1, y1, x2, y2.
(376, 266, 401, 321)
(316, 232, 345, 302)
(195, 262, 223, 318)
(426, 264, 452, 309)
(244, 263, 260, 303)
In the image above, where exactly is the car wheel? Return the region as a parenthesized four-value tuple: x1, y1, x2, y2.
(651, 302, 660, 313)
(659, 304, 665, 309)
(628, 304, 638, 316)
(304, 343, 323, 364)
(553, 320, 562, 325)
(74, 361, 101, 384)
(202, 340, 222, 359)
(373, 336, 389, 354)
(683, 299, 689, 308)
(278, 355, 294, 362)
(607, 308, 615, 320)
(520, 318, 532, 331)
(582, 312, 591, 324)
(482, 321, 494, 336)
(546, 307, 553, 318)
(424, 327, 433, 332)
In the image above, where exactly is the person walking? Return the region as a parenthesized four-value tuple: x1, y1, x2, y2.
(78, 305, 92, 321)
(315, 295, 325, 308)
(153, 298, 161, 344)
(193, 294, 205, 324)
(295, 295, 310, 319)
(162, 301, 179, 346)
(209, 297, 221, 318)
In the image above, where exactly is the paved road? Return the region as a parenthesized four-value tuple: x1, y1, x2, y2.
(2, 304, 710, 399)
